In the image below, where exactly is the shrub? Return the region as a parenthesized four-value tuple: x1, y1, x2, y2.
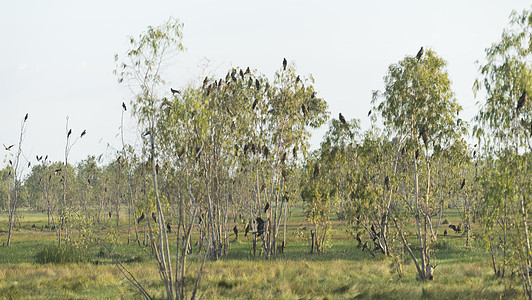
(35, 244, 89, 264)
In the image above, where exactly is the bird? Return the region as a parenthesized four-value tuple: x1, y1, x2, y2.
(443, 229, 447, 236)
(67, 129, 72, 138)
(262, 146, 269, 159)
(245, 223, 250, 237)
(264, 202, 270, 213)
(339, 113, 346, 124)
(122, 102, 127, 111)
(233, 225, 238, 239)
(283, 58, 287, 71)
(171, 88, 180, 95)
(152, 212, 157, 223)
(252, 99, 258, 110)
(109, 211, 112, 218)
(167, 223, 172, 233)
(448, 224, 460, 233)
(311, 91, 316, 99)
(137, 212, 145, 224)
(517, 90, 527, 113)
(3, 144, 14, 151)
(28, 162, 31, 168)
(314, 163, 320, 177)
(368, 110, 372, 117)
(256, 217, 265, 236)
(384, 175, 390, 189)
(460, 179, 466, 190)
(80, 130, 86, 138)
(24, 113, 28, 121)
(416, 47, 424, 60)
(296, 75, 300, 83)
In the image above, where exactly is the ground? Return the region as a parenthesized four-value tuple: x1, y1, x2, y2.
(0, 208, 522, 299)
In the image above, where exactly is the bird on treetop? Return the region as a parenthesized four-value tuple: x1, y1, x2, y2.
(339, 113, 346, 124)
(122, 102, 127, 111)
(416, 46, 424, 60)
(283, 58, 287, 71)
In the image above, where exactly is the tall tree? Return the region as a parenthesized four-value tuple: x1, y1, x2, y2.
(372, 48, 464, 280)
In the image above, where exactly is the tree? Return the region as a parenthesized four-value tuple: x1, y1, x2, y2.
(6, 113, 29, 246)
(115, 17, 184, 300)
(372, 48, 465, 280)
(473, 7, 532, 297)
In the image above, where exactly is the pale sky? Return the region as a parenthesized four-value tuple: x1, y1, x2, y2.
(1, 1, 530, 172)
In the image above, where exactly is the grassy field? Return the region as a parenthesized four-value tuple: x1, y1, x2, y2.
(0, 208, 523, 299)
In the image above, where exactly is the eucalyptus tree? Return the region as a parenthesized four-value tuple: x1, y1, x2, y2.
(372, 48, 465, 280)
(6, 113, 29, 246)
(115, 17, 185, 300)
(264, 60, 328, 257)
(473, 8, 532, 295)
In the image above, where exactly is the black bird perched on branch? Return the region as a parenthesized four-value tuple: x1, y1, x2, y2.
(122, 102, 127, 111)
(256, 217, 265, 236)
(314, 163, 320, 178)
(167, 223, 172, 233)
(233, 225, 238, 240)
(252, 98, 258, 110)
(171, 88, 180, 95)
(416, 47, 424, 60)
(152, 212, 157, 223)
(339, 113, 346, 124)
(443, 229, 447, 236)
(517, 90, 528, 113)
(3, 144, 14, 151)
(368, 110, 372, 117)
(81, 130, 86, 138)
(460, 179, 466, 190)
(67, 129, 72, 138)
(137, 212, 145, 224)
(264, 202, 270, 213)
(283, 58, 287, 71)
(245, 223, 250, 237)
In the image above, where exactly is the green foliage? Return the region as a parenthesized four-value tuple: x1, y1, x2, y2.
(35, 244, 89, 264)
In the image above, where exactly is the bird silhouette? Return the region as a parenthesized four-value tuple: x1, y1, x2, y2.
(252, 99, 258, 110)
(296, 75, 300, 83)
(339, 113, 346, 124)
(171, 88, 180, 95)
(109, 211, 112, 218)
(460, 179, 466, 190)
(233, 225, 238, 239)
(384, 175, 389, 189)
(167, 223, 172, 233)
(283, 58, 287, 71)
(245, 223, 250, 236)
(67, 129, 72, 138)
(3, 144, 14, 151)
(262, 146, 269, 159)
(443, 229, 447, 236)
(256, 217, 265, 236)
(24, 113, 28, 122)
(137, 212, 145, 224)
(517, 91, 527, 112)
(368, 110, 372, 117)
(122, 102, 127, 111)
(264, 202, 270, 213)
(416, 47, 424, 60)
(80, 130, 86, 138)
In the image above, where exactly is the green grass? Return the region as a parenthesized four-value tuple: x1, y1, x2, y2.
(0, 208, 524, 299)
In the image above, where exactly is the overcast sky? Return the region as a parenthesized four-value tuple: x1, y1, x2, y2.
(1, 1, 530, 172)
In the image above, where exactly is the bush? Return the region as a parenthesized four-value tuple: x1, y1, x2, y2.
(35, 244, 89, 264)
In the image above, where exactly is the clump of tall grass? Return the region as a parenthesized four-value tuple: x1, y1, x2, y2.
(35, 244, 89, 264)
